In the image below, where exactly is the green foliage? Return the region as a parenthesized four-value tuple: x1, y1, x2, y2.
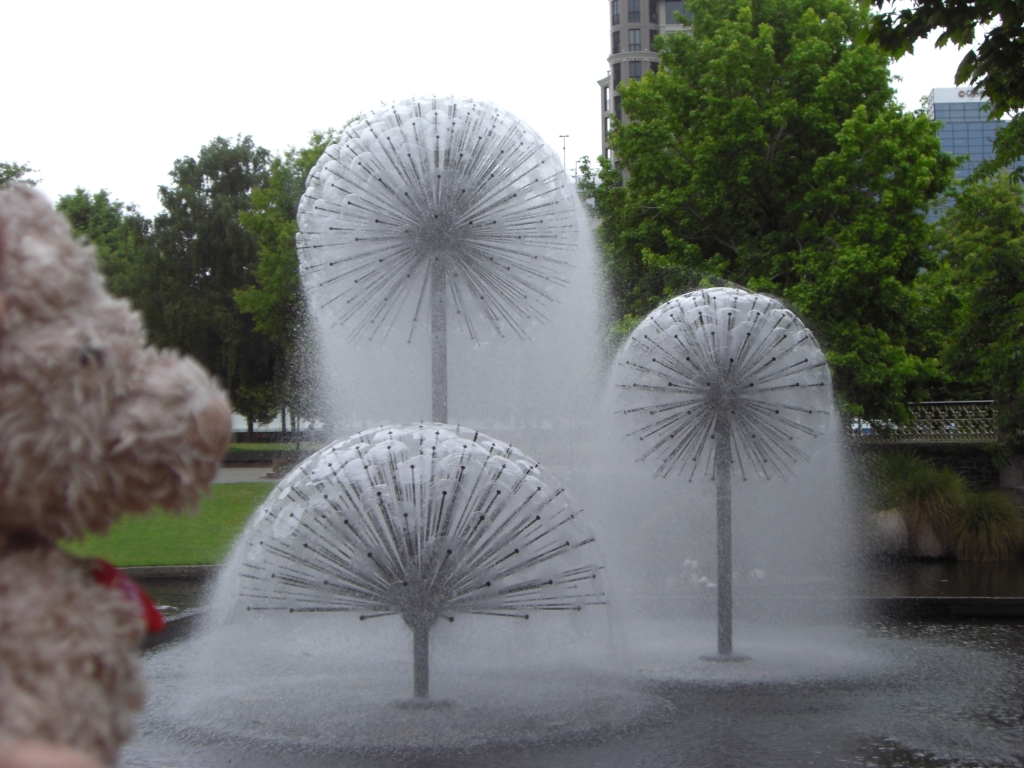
(0, 161, 38, 186)
(232, 382, 279, 428)
(867, 0, 1024, 118)
(872, 450, 968, 545)
(63, 483, 272, 566)
(53, 132, 346, 428)
(948, 490, 1024, 562)
(867, 0, 1024, 176)
(236, 129, 338, 348)
(583, 0, 954, 419)
(927, 174, 1024, 455)
(227, 442, 318, 452)
(137, 136, 279, 424)
(871, 450, 1024, 561)
(56, 188, 156, 298)
(975, 111, 1024, 183)
(234, 129, 340, 425)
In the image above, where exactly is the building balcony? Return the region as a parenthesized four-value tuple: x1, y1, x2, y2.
(607, 51, 660, 65)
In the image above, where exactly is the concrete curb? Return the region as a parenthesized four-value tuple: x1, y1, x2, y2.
(139, 596, 1024, 653)
(123, 565, 221, 582)
(143, 609, 205, 652)
(862, 596, 1024, 620)
(637, 594, 1024, 621)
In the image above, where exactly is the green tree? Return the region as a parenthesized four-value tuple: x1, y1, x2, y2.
(1, 161, 38, 186)
(867, 0, 1024, 116)
(235, 130, 337, 350)
(582, 0, 954, 418)
(868, 0, 1024, 176)
(141, 135, 278, 430)
(235, 129, 339, 426)
(928, 174, 1024, 454)
(56, 188, 155, 298)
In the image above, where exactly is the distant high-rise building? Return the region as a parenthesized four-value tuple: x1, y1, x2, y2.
(928, 87, 1008, 180)
(598, 1, 691, 161)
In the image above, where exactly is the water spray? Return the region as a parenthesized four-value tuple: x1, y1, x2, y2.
(614, 287, 831, 657)
(239, 423, 605, 699)
(297, 97, 579, 422)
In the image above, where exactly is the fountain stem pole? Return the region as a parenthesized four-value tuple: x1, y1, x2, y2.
(716, 416, 733, 657)
(430, 257, 447, 423)
(413, 623, 430, 699)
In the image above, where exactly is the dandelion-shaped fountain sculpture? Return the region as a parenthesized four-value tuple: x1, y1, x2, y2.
(239, 423, 605, 700)
(614, 287, 831, 658)
(297, 97, 578, 422)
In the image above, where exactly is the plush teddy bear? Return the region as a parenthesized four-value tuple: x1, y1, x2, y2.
(0, 185, 232, 765)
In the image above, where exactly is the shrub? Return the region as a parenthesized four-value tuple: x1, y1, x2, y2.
(948, 491, 1024, 562)
(872, 451, 968, 548)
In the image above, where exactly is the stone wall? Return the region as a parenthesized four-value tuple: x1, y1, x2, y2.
(1000, 456, 1024, 502)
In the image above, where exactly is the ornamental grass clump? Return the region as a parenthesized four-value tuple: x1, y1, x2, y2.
(871, 451, 1024, 561)
(948, 491, 1024, 563)
(873, 451, 968, 549)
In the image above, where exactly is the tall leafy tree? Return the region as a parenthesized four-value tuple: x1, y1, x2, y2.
(56, 188, 155, 299)
(868, 0, 1024, 176)
(926, 174, 1024, 455)
(867, 0, 1024, 114)
(0, 161, 38, 186)
(236, 130, 338, 352)
(141, 135, 277, 429)
(235, 129, 339, 426)
(582, 0, 954, 419)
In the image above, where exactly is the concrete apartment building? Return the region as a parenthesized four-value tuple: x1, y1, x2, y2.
(598, 0, 691, 160)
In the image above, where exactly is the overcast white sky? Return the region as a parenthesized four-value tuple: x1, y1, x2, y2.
(2, 1, 966, 218)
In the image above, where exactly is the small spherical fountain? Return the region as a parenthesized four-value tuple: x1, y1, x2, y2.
(614, 287, 832, 657)
(297, 97, 579, 422)
(237, 422, 605, 701)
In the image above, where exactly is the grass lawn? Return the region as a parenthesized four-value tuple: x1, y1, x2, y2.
(63, 483, 272, 566)
(228, 442, 304, 452)
(227, 443, 324, 454)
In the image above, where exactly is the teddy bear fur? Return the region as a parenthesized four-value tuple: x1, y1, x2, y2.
(0, 184, 232, 765)
(0, 740, 102, 768)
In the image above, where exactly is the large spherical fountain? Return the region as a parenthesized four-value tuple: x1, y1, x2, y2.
(237, 423, 605, 700)
(297, 97, 579, 423)
(613, 287, 832, 657)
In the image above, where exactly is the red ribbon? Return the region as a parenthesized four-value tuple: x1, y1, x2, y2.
(91, 559, 165, 634)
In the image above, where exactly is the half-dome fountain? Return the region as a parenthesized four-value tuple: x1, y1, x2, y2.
(238, 423, 605, 700)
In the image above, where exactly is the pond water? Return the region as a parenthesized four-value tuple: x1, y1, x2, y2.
(123, 618, 1024, 768)
(123, 560, 1024, 767)
(134, 559, 1024, 618)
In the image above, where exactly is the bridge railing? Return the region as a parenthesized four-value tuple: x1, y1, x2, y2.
(849, 401, 998, 445)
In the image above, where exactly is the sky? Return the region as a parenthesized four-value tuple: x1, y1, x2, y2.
(2, 1, 967, 218)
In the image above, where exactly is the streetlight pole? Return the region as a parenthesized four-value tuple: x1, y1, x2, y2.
(559, 135, 569, 176)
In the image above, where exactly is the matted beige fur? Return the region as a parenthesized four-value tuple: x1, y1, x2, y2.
(0, 185, 232, 765)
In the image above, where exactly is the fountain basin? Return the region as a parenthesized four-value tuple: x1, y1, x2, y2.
(122, 617, 1024, 767)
